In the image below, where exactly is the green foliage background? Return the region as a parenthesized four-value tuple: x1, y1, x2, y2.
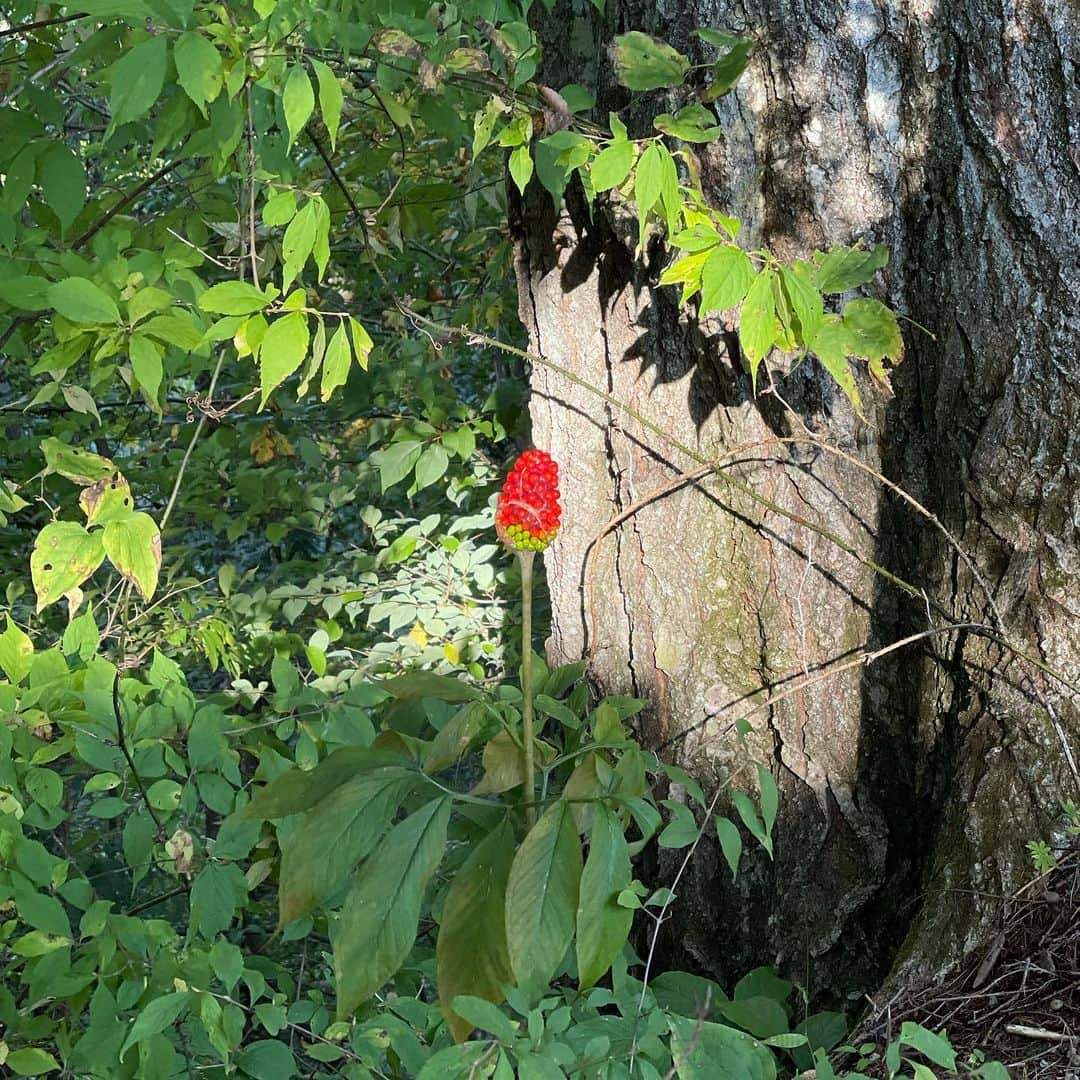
(0, 1, 995, 1077)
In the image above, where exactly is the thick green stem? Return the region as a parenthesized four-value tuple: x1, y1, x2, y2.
(519, 549, 536, 828)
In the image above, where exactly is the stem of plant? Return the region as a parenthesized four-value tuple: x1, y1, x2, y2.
(519, 549, 536, 828)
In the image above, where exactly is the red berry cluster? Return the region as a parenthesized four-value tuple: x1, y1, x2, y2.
(496, 450, 561, 552)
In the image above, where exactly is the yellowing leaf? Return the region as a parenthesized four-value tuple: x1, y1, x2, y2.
(408, 622, 429, 648)
(79, 475, 134, 526)
(31, 521, 106, 612)
(102, 511, 161, 601)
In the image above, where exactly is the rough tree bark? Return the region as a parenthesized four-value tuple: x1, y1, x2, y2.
(512, 0, 1079, 1004)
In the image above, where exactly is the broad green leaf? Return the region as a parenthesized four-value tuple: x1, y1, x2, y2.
(119, 991, 190, 1061)
(259, 311, 310, 406)
(716, 995, 789, 1038)
(436, 820, 516, 1041)
(334, 797, 451, 1015)
(312, 58, 343, 150)
(283, 63, 315, 149)
(509, 145, 533, 195)
(235, 747, 405, 821)
(138, 313, 205, 350)
(190, 862, 247, 938)
(779, 265, 824, 341)
(614, 31, 691, 90)
(277, 766, 419, 925)
(658, 800, 699, 848)
(898, 1022, 956, 1070)
(262, 188, 296, 227)
(0, 616, 33, 683)
(127, 286, 174, 324)
(423, 701, 497, 774)
(668, 1015, 778, 1080)
(319, 320, 352, 401)
(79, 475, 134, 526)
(505, 799, 583, 993)
(48, 278, 120, 324)
(651, 970, 726, 1018)
(39, 143, 87, 231)
(634, 142, 663, 247)
(381, 670, 483, 703)
(110, 35, 168, 127)
(373, 440, 423, 493)
(101, 511, 161, 601)
(450, 996, 516, 1044)
(807, 314, 862, 415)
(41, 438, 115, 485)
(653, 103, 724, 143)
(842, 298, 903, 363)
(174, 31, 224, 115)
(590, 139, 635, 192)
(814, 243, 889, 293)
(281, 198, 318, 290)
(198, 280, 272, 315)
(738, 268, 777, 390)
(129, 334, 163, 408)
(414, 444, 450, 491)
(704, 38, 754, 100)
(235, 1041, 298, 1079)
(715, 815, 743, 880)
(0, 275, 52, 310)
(5, 1047, 61, 1075)
(576, 804, 633, 989)
(700, 246, 755, 313)
(31, 521, 106, 611)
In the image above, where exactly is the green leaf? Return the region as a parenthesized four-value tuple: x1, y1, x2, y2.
(716, 995, 789, 1038)
(281, 197, 318, 290)
(814, 243, 889, 293)
(509, 145, 533, 195)
(757, 765, 779, 840)
(704, 38, 754, 100)
(414, 444, 450, 491)
(898, 1022, 956, 1071)
(437, 819, 516, 1042)
(312, 58, 343, 150)
(576, 804, 633, 989)
(423, 701, 496, 773)
(119, 991, 190, 1061)
(381, 670, 483, 703)
(174, 31, 223, 115)
(653, 103, 724, 143)
(373, 440, 424, 493)
(259, 311, 310, 407)
(0, 616, 34, 683)
(5, 1047, 61, 1075)
(450, 996, 516, 1044)
(806, 314, 862, 415)
(235, 1040, 298, 1079)
(334, 797, 451, 1015)
(715, 815, 743, 880)
(614, 31, 691, 90)
(129, 334, 163, 408)
(738, 268, 777, 390)
(779, 266, 824, 341)
(102, 512, 161, 601)
(700, 246, 755, 313)
(198, 280, 272, 315)
(110, 35, 168, 127)
(841, 298, 903, 363)
(668, 1015, 778, 1080)
(277, 766, 419, 925)
(0, 275, 52, 311)
(349, 317, 373, 370)
(658, 800, 699, 848)
(283, 63, 315, 150)
(505, 799, 583, 994)
(731, 789, 771, 857)
(39, 143, 87, 231)
(590, 139, 635, 192)
(79, 475, 134, 526)
(651, 971, 726, 1018)
(190, 862, 246, 938)
(48, 278, 120, 324)
(319, 320, 352, 401)
(633, 142, 664, 247)
(31, 521, 106, 612)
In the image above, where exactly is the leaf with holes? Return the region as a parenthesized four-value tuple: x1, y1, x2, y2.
(31, 521, 106, 612)
(79, 475, 135, 527)
(102, 512, 161, 601)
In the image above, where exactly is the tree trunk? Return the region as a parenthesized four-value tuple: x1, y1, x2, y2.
(514, 0, 1079, 1004)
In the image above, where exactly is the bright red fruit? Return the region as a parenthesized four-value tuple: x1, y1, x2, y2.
(495, 450, 561, 552)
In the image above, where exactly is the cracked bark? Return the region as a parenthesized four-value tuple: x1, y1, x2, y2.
(513, 0, 1079, 1005)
